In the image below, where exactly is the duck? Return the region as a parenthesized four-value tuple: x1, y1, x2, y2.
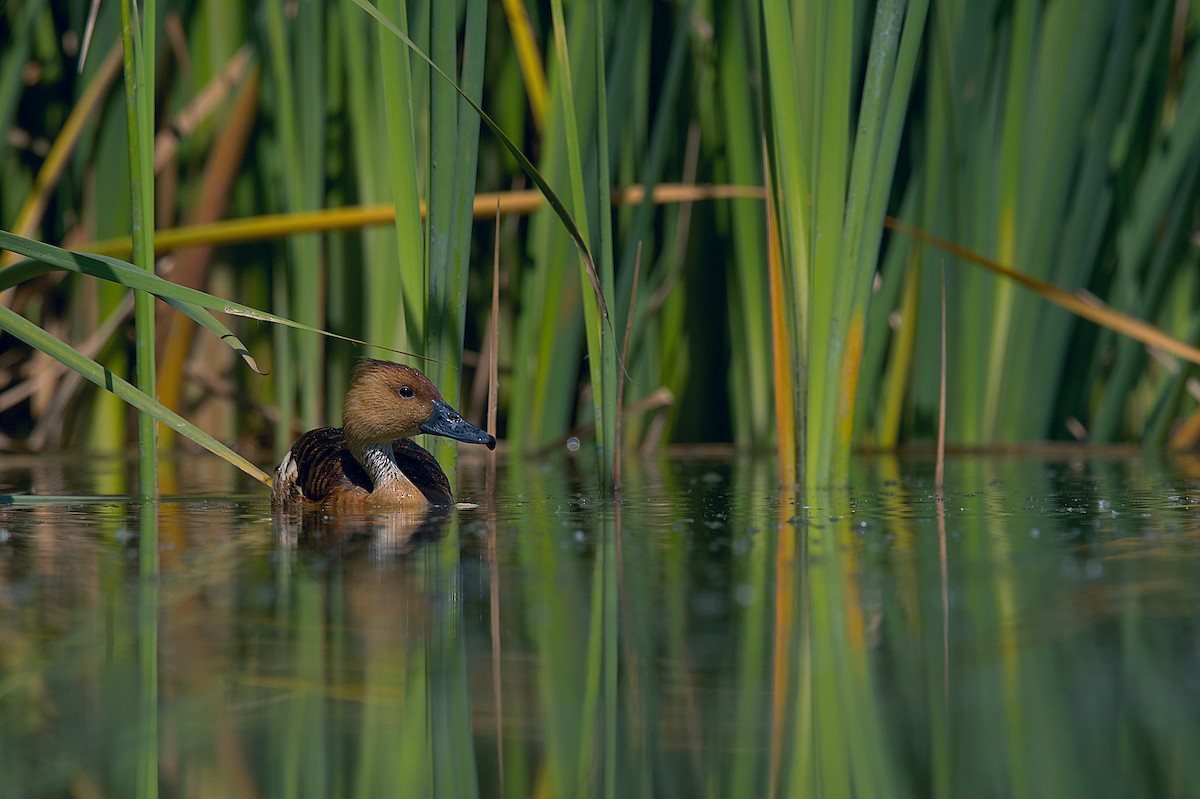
(271, 359, 496, 508)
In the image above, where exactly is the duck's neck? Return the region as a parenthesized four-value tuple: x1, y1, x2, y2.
(351, 441, 425, 503)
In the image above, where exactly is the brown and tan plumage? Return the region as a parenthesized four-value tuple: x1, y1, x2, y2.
(271, 360, 495, 509)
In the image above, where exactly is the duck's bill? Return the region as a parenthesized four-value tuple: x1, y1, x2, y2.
(420, 399, 497, 450)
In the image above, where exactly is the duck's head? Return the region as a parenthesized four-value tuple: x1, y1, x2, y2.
(342, 359, 496, 452)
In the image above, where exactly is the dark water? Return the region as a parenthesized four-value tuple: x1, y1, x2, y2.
(1, 451, 1199, 798)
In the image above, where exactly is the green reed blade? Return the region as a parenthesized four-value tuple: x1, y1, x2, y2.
(0, 303, 270, 484)
(425, 0, 457, 367)
(507, 0, 599, 455)
(978, 0, 1035, 440)
(264, 0, 325, 432)
(604, 7, 685, 450)
(339, 0, 395, 363)
(587, 0, 618, 491)
(1028, 0, 1139, 437)
(376, 0, 426, 353)
(802, 0, 851, 484)
(120, 0, 157, 499)
(1093, 37, 1200, 439)
(427, 0, 487, 411)
(353, 0, 609, 331)
(824, 0, 928, 480)
(997, 0, 1116, 439)
(760, 0, 811, 476)
(716, 3, 773, 449)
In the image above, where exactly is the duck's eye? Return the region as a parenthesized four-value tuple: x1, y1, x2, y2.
(398, 385, 415, 399)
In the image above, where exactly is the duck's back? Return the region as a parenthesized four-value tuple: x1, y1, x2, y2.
(271, 428, 452, 507)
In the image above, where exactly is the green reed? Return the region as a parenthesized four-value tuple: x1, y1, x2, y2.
(761, 0, 929, 485)
(3, 1, 1200, 483)
(374, 0, 425, 357)
(883, 0, 1200, 447)
(264, 0, 326, 437)
(119, 0, 157, 499)
(424, 0, 488, 483)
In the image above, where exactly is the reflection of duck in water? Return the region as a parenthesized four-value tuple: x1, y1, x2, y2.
(274, 507, 453, 559)
(271, 359, 495, 509)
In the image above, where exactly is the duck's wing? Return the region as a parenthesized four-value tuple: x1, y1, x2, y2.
(272, 427, 371, 506)
(392, 438, 453, 505)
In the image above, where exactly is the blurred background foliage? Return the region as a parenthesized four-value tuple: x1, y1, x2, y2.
(0, 0, 1198, 472)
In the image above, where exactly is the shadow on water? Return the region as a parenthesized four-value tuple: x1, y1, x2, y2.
(1, 451, 1200, 797)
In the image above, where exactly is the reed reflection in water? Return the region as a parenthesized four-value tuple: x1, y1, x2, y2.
(0, 452, 1199, 797)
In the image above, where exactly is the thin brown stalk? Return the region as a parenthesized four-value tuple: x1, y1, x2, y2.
(487, 200, 502, 468)
(486, 201, 503, 797)
(935, 264, 946, 492)
(937, 265, 949, 708)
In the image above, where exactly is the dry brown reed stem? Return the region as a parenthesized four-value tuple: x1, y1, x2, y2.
(935, 264, 946, 492)
(485, 200, 504, 796)
(487, 201, 502, 468)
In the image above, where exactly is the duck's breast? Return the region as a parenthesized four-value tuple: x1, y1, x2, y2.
(390, 438, 453, 506)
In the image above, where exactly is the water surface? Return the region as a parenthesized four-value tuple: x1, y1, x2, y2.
(1, 451, 1199, 797)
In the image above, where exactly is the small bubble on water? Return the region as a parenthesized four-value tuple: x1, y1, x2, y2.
(0, 528, 10, 543)
(1030, 527, 1040, 538)
(566, 437, 581, 453)
(574, 529, 586, 542)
